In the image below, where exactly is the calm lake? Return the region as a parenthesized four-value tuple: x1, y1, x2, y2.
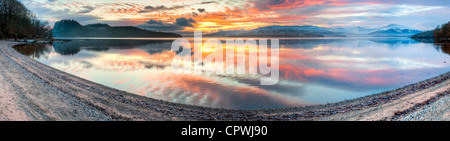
(13, 37, 450, 109)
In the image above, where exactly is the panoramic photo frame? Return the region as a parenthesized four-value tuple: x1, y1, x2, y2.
(0, 0, 449, 138)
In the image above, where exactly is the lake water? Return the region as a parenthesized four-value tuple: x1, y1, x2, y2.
(13, 37, 450, 109)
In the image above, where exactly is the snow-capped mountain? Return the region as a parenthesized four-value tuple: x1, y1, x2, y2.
(369, 24, 422, 35)
(376, 24, 417, 31)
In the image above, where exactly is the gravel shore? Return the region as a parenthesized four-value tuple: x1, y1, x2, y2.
(1, 41, 449, 121)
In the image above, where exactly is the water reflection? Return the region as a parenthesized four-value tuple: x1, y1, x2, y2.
(52, 39, 175, 55)
(13, 44, 52, 59)
(434, 41, 450, 56)
(13, 38, 450, 109)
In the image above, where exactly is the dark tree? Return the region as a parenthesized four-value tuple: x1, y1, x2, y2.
(0, 0, 51, 39)
(412, 21, 450, 41)
(433, 21, 450, 40)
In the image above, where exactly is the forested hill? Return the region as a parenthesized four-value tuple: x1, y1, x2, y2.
(433, 21, 450, 40)
(0, 0, 51, 39)
(412, 21, 450, 40)
(52, 20, 181, 38)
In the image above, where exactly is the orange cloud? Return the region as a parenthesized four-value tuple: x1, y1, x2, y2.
(192, 7, 308, 32)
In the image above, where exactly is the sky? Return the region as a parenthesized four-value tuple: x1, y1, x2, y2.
(21, 0, 450, 34)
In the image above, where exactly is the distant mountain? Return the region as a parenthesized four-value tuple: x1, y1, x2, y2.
(204, 30, 248, 37)
(52, 20, 181, 38)
(254, 25, 333, 34)
(369, 24, 422, 35)
(329, 26, 376, 34)
(233, 26, 327, 37)
(206, 24, 421, 37)
(206, 25, 346, 37)
(330, 24, 422, 36)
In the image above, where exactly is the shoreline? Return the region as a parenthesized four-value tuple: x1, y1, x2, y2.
(1, 40, 449, 121)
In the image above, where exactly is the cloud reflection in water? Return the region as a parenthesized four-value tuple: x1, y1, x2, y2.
(15, 38, 450, 109)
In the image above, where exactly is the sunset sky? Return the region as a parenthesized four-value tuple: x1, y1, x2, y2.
(22, 0, 450, 34)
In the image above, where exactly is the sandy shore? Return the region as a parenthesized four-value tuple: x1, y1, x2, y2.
(1, 41, 449, 121)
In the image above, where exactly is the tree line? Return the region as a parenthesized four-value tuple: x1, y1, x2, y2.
(433, 21, 450, 39)
(412, 21, 450, 40)
(0, 0, 51, 40)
